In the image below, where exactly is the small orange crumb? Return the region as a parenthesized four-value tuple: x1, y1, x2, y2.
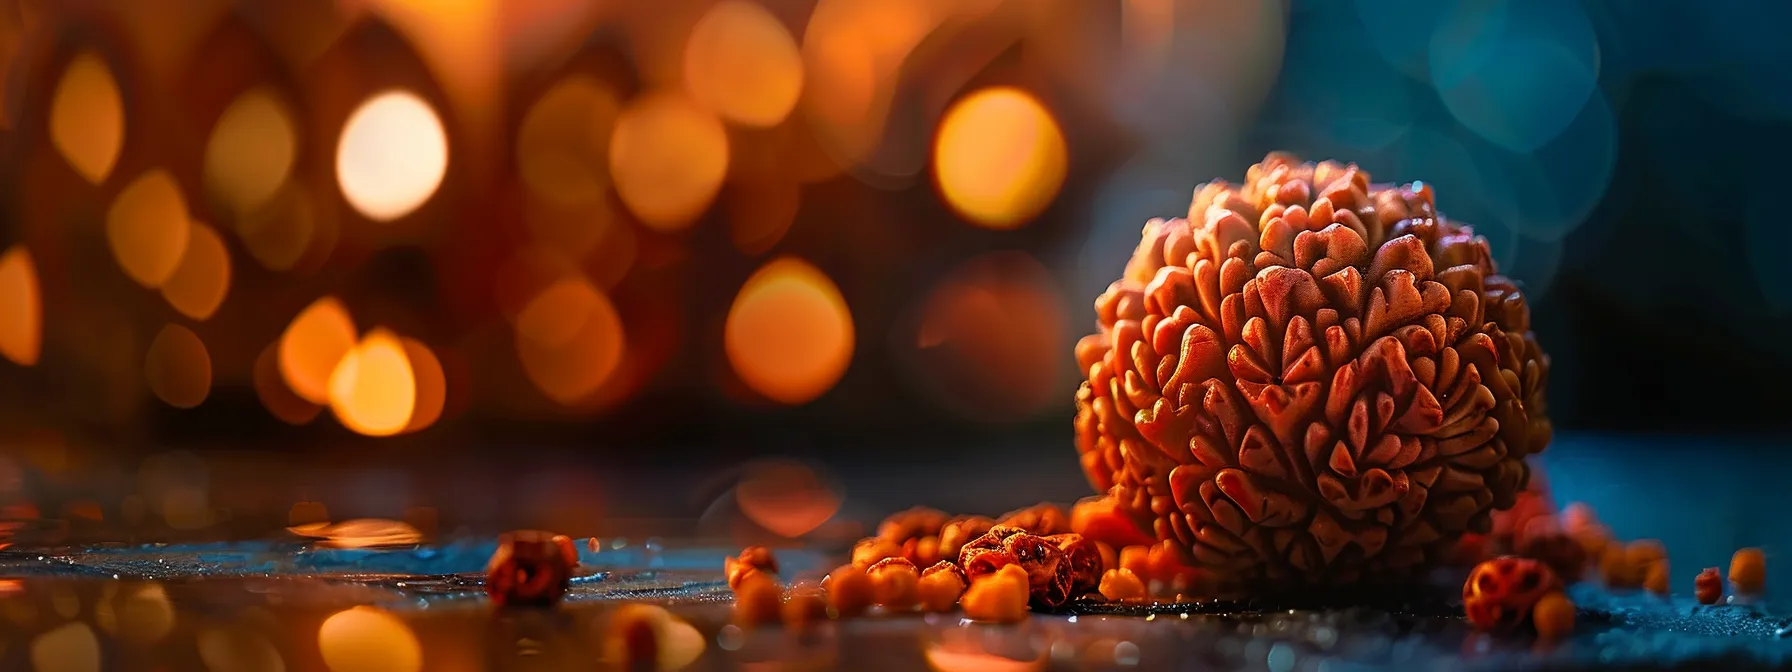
(1098, 568, 1147, 601)
(1644, 560, 1670, 596)
(1600, 545, 1637, 588)
(826, 564, 874, 617)
(1532, 592, 1575, 639)
(852, 538, 904, 568)
(1730, 548, 1766, 596)
(733, 571, 782, 626)
(868, 557, 921, 610)
(783, 582, 830, 627)
(1118, 545, 1151, 580)
(904, 536, 942, 567)
(917, 561, 967, 612)
(1695, 567, 1723, 605)
(725, 546, 780, 590)
(961, 564, 1029, 623)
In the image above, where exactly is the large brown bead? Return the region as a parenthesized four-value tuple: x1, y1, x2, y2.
(1074, 153, 1552, 587)
(485, 530, 578, 607)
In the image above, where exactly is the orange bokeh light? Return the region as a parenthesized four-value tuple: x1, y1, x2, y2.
(335, 90, 449, 222)
(253, 340, 322, 425)
(683, 0, 804, 128)
(0, 245, 41, 366)
(279, 297, 357, 405)
(159, 222, 232, 321)
(107, 170, 193, 288)
(327, 329, 418, 437)
(933, 86, 1068, 229)
(144, 324, 212, 409)
(912, 251, 1068, 421)
(724, 257, 853, 405)
(204, 87, 297, 216)
(318, 606, 421, 672)
(608, 91, 729, 232)
(399, 337, 445, 434)
(49, 52, 123, 184)
(735, 458, 840, 538)
(516, 74, 620, 208)
(238, 182, 322, 272)
(515, 276, 626, 405)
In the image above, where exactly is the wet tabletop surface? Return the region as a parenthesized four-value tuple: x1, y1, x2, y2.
(3, 537, 1792, 671)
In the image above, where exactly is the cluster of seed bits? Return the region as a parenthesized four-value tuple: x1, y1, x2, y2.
(731, 499, 1199, 626)
(1463, 556, 1575, 639)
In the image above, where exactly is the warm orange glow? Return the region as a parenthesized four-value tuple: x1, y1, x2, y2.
(735, 459, 840, 538)
(914, 252, 1068, 420)
(279, 297, 357, 405)
(0, 245, 41, 366)
(31, 622, 101, 672)
(335, 90, 448, 221)
(107, 170, 193, 288)
(94, 583, 174, 646)
(602, 605, 706, 671)
(159, 222, 232, 321)
(50, 52, 123, 184)
(318, 606, 422, 672)
(609, 91, 729, 232)
(724, 258, 853, 405)
(517, 75, 619, 207)
(515, 277, 626, 405)
(238, 182, 319, 272)
(254, 340, 323, 425)
(399, 337, 445, 433)
(198, 627, 285, 672)
(204, 87, 297, 216)
(933, 87, 1067, 229)
(311, 519, 426, 549)
(684, 0, 804, 128)
(327, 329, 418, 437)
(144, 324, 212, 409)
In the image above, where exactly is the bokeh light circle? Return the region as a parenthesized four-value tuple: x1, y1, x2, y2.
(517, 75, 620, 208)
(0, 245, 41, 366)
(31, 622, 101, 672)
(724, 257, 853, 405)
(50, 52, 123, 185)
(1429, 1, 1598, 152)
(144, 324, 212, 409)
(107, 170, 193, 289)
(515, 276, 626, 406)
(254, 340, 322, 425)
(279, 297, 357, 405)
(327, 329, 418, 437)
(159, 222, 232, 321)
(909, 251, 1069, 422)
(204, 87, 297, 215)
(318, 606, 421, 672)
(683, 0, 804, 128)
(933, 87, 1067, 229)
(398, 337, 445, 434)
(608, 91, 730, 232)
(335, 90, 448, 221)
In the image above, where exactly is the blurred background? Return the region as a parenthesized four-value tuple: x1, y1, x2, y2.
(0, 0, 1788, 577)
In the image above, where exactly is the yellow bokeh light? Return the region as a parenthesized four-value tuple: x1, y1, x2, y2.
(144, 323, 211, 409)
(515, 277, 626, 405)
(932, 86, 1068, 229)
(609, 91, 729, 232)
(197, 627, 285, 672)
(328, 329, 418, 437)
(0, 245, 41, 366)
(335, 90, 448, 221)
(159, 222, 231, 321)
(724, 257, 853, 405)
(517, 75, 619, 208)
(318, 606, 421, 672)
(279, 297, 357, 404)
(684, 0, 804, 128)
(735, 459, 840, 538)
(107, 170, 193, 288)
(50, 52, 123, 185)
(399, 337, 445, 434)
(204, 87, 297, 215)
(31, 621, 101, 672)
(94, 583, 174, 646)
(254, 340, 322, 425)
